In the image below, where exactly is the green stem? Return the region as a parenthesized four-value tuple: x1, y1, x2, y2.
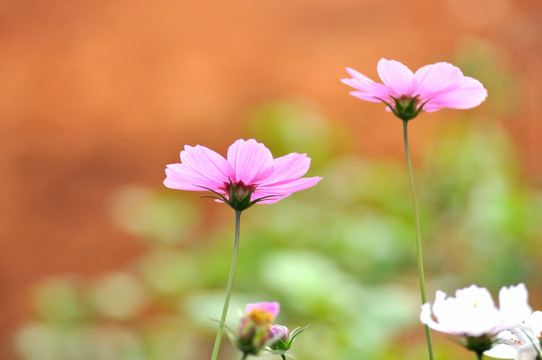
(402, 120, 434, 360)
(281, 355, 286, 360)
(211, 210, 242, 360)
(476, 351, 484, 360)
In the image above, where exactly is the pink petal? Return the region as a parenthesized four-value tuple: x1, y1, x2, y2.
(227, 139, 275, 184)
(377, 58, 416, 97)
(419, 103, 444, 112)
(246, 302, 280, 319)
(426, 76, 488, 109)
(252, 193, 290, 204)
(252, 171, 322, 203)
(258, 176, 322, 195)
(263, 153, 311, 184)
(163, 163, 224, 191)
(349, 91, 384, 103)
(164, 145, 233, 191)
(180, 145, 233, 184)
(414, 62, 465, 99)
(251, 187, 295, 203)
(255, 152, 321, 199)
(341, 67, 392, 101)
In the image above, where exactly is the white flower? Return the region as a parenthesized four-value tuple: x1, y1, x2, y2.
(420, 284, 531, 339)
(486, 311, 542, 360)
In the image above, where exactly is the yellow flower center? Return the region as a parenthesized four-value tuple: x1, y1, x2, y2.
(248, 309, 274, 324)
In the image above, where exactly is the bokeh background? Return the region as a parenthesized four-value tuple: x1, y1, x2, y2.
(2, 0, 542, 359)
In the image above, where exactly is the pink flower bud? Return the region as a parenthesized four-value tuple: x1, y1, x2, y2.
(270, 324, 290, 342)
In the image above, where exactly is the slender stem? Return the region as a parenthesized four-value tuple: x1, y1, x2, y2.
(476, 351, 484, 360)
(402, 120, 434, 360)
(281, 355, 287, 360)
(211, 210, 242, 360)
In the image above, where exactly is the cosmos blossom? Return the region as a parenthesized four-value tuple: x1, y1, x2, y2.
(237, 302, 281, 354)
(235, 302, 306, 357)
(341, 58, 488, 120)
(420, 284, 532, 356)
(420, 284, 531, 338)
(164, 139, 322, 210)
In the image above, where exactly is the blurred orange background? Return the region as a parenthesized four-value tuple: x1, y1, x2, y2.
(1, 0, 542, 358)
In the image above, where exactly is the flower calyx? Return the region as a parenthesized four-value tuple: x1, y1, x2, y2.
(200, 178, 275, 212)
(379, 95, 428, 122)
(463, 334, 495, 357)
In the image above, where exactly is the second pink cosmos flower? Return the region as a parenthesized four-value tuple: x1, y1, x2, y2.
(342, 58, 488, 120)
(164, 139, 322, 210)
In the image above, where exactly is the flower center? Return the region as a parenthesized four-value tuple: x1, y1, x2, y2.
(248, 309, 274, 324)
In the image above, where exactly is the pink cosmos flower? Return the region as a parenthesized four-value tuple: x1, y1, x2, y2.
(341, 58, 488, 120)
(164, 139, 322, 211)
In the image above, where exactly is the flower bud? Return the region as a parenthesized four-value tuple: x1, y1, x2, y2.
(235, 302, 280, 355)
(268, 325, 290, 351)
(270, 324, 289, 341)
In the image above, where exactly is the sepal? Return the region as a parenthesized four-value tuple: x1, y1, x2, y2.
(198, 178, 277, 211)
